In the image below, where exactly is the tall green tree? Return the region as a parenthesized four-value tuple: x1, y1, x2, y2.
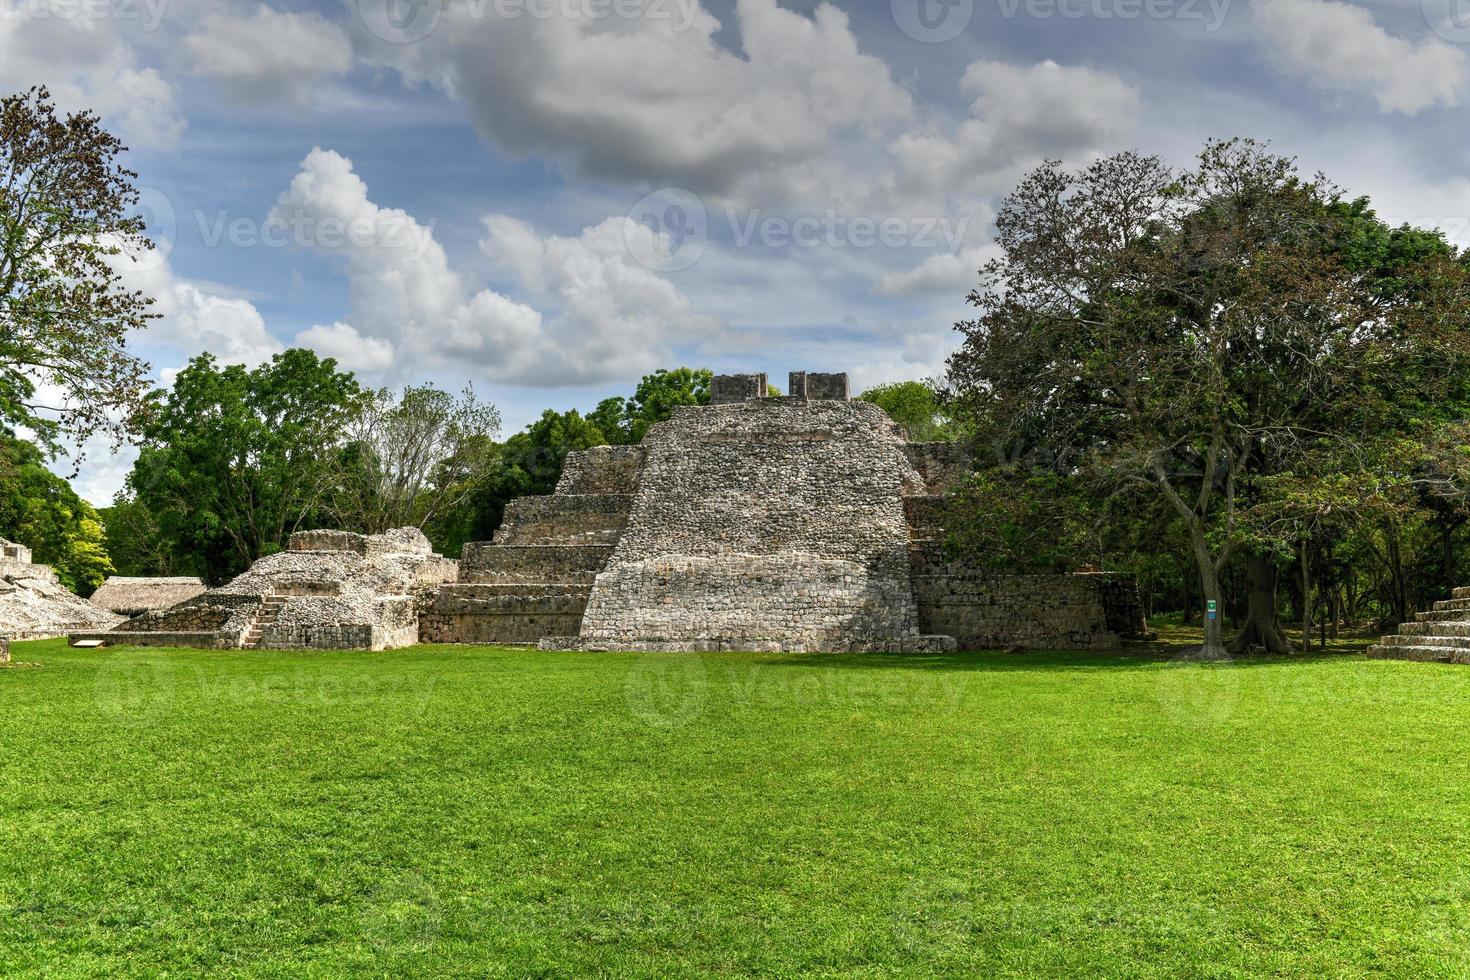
(948, 139, 1470, 658)
(333, 384, 502, 534)
(125, 350, 364, 583)
(0, 434, 113, 592)
(859, 381, 953, 442)
(1, 87, 153, 458)
(589, 367, 711, 445)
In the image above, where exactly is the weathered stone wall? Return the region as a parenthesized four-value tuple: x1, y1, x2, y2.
(903, 443, 972, 496)
(910, 541, 1142, 650)
(566, 396, 951, 652)
(92, 528, 454, 650)
(493, 494, 632, 546)
(710, 373, 767, 404)
(460, 543, 616, 585)
(419, 584, 590, 645)
(554, 447, 646, 495)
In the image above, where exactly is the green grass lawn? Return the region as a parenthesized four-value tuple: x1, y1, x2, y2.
(3, 631, 1470, 977)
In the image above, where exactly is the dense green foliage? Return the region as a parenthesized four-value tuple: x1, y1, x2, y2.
(588, 367, 711, 445)
(9, 632, 1470, 975)
(0, 435, 111, 592)
(946, 139, 1470, 651)
(858, 380, 953, 442)
(120, 350, 364, 583)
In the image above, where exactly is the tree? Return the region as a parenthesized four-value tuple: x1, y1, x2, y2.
(589, 367, 711, 445)
(333, 384, 502, 534)
(948, 139, 1470, 658)
(859, 380, 954, 442)
(127, 350, 364, 583)
(0, 434, 114, 592)
(99, 496, 175, 577)
(0, 87, 153, 459)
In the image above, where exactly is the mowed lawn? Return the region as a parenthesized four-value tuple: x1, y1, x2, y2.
(3, 633, 1470, 978)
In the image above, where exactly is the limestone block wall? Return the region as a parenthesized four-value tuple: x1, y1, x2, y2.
(910, 541, 1144, 651)
(554, 447, 645, 495)
(566, 397, 952, 652)
(903, 443, 973, 495)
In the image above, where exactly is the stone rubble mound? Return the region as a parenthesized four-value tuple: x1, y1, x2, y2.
(0, 539, 122, 640)
(71, 528, 457, 650)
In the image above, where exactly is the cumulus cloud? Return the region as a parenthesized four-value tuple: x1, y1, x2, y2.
(294, 322, 396, 373)
(117, 256, 285, 368)
(887, 60, 1140, 200)
(365, 0, 911, 204)
(269, 148, 721, 385)
(1253, 0, 1467, 114)
(0, 6, 183, 148)
(184, 5, 353, 105)
(874, 245, 997, 298)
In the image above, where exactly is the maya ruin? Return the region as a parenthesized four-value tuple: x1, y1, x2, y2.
(67, 372, 1146, 654)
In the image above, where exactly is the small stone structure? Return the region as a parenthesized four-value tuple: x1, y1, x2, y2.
(0, 538, 122, 639)
(90, 577, 207, 617)
(435, 372, 1147, 653)
(1369, 588, 1470, 663)
(71, 528, 456, 650)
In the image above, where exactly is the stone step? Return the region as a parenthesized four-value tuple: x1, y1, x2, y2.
(1453, 586, 1470, 600)
(493, 494, 633, 547)
(1416, 609, 1470, 623)
(1368, 643, 1470, 664)
(1379, 634, 1470, 650)
(420, 582, 592, 645)
(1433, 597, 1470, 612)
(1397, 621, 1470, 639)
(459, 544, 616, 585)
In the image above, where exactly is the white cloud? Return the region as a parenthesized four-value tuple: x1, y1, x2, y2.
(875, 245, 997, 297)
(269, 147, 721, 385)
(1253, 0, 1467, 114)
(0, 5, 184, 148)
(887, 60, 1140, 200)
(294, 322, 396, 372)
(111, 252, 285, 368)
(184, 5, 353, 105)
(366, 0, 911, 204)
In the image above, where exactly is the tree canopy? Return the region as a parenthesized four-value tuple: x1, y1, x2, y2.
(947, 138, 1470, 657)
(0, 87, 153, 459)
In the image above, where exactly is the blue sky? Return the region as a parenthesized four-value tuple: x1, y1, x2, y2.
(3, 0, 1468, 503)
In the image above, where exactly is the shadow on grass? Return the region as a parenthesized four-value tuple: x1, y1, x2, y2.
(756, 627, 1378, 674)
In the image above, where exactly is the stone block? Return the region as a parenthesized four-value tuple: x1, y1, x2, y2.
(806, 372, 849, 400)
(710, 373, 768, 404)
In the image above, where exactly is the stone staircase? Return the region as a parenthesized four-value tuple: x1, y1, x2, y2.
(242, 595, 287, 650)
(1368, 588, 1470, 663)
(420, 449, 642, 645)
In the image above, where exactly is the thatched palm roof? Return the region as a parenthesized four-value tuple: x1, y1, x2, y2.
(90, 577, 207, 616)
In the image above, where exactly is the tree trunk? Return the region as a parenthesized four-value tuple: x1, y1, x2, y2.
(1188, 526, 1229, 660)
(1228, 553, 1294, 655)
(1300, 538, 1313, 654)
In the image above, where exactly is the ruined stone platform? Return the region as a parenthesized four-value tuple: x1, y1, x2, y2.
(1369, 587, 1470, 663)
(437, 370, 1144, 653)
